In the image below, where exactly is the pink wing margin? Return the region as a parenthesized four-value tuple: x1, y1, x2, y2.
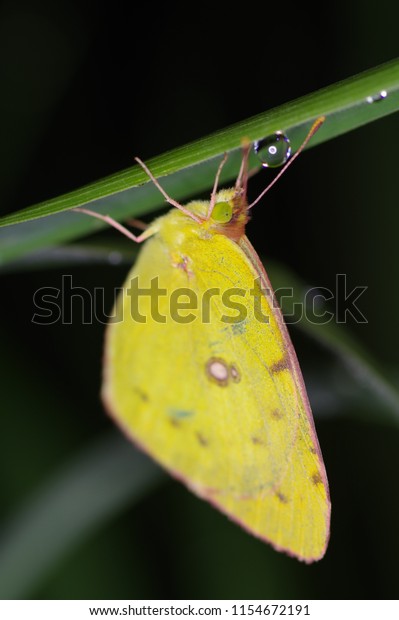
(239, 234, 331, 555)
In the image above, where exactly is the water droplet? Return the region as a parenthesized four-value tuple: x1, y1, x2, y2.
(366, 90, 388, 104)
(254, 132, 291, 168)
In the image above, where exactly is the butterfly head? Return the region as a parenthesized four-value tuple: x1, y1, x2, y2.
(207, 187, 249, 241)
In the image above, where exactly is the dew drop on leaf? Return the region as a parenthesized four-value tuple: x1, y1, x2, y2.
(366, 90, 388, 103)
(254, 132, 291, 168)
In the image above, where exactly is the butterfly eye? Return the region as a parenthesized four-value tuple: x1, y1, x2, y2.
(212, 201, 233, 223)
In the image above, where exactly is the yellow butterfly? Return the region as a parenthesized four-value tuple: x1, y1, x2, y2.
(77, 118, 330, 562)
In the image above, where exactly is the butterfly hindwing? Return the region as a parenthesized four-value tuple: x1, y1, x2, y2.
(103, 217, 329, 561)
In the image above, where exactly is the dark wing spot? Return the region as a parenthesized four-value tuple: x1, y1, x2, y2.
(312, 472, 323, 485)
(196, 432, 209, 447)
(251, 436, 265, 446)
(276, 491, 289, 503)
(133, 387, 149, 402)
(270, 355, 290, 374)
(271, 408, 283, 420)
(309, 446, 317, 454)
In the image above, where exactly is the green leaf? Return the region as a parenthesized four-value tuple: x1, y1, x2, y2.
(0, 433, 164, 598)
(1, 58, 399, 266)
(0, 236, 138, 273)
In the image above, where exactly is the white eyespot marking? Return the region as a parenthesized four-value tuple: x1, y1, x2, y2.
(209, 360, 228, 380)
(206, 359, 241, 386)
(206, 357, 229, 387)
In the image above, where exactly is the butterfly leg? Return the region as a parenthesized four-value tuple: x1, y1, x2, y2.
(134, 157, 202, 223)
(73, 207, 154, 243)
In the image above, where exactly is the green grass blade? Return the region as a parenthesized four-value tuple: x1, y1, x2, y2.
(0, 58, 399, 266)
(0, 433, 164, 598)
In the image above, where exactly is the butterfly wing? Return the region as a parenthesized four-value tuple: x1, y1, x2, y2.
(103, 222, 330, 562)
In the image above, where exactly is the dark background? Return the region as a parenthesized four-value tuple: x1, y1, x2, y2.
(1, 0, 399, 599)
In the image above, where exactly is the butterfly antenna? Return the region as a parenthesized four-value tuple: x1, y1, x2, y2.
(235, 142, 251, 196)
(247, 116, 325, 210)
(207, 153, 228, 219)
